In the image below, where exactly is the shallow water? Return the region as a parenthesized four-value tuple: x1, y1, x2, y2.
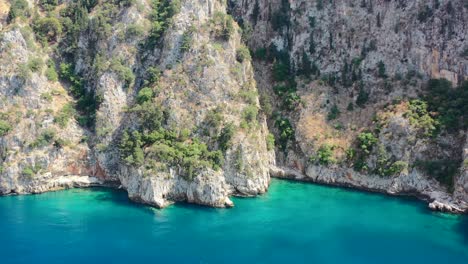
(0, 179, 467, 263)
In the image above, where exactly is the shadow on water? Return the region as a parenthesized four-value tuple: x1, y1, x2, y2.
(457, 214, 468, 245)
(86, 187, 161, 216)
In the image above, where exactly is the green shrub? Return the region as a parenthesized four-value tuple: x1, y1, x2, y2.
(406, 99, 439, 137)
(357, 132, 378, 154)
(179, 26, 195, 55)
(33, 17, 63, 43)
(356, 86, 369, 107)
(39, 0, 58, 11)
(17, 63, 31, 82)
(28, 57, 44, 73)
(45, 60, 58, 81)
(219, 123, 236, 152)
(242, 105, 258, 124)
(210, 12, 235, 41)
(266, 133, 275, 151)
(40, 93, 53, 102)
(126, 24, 145, 39)
(110, 58, 135, 88)
(377, 61, 387, 78)
(259, 92, 273, 116)
(254, 48, 267, 60)
(424, 79, 468, 131)
(136, 87, 154, 104)
(31, 128, 56, 148)
(0, 120, 12, 137)
(7, 0, 30, 23)
(54, 103, 76, 128)
(311, 144, 336, 165)
(327, 104, 340, 120)
(236, 46, 251, 63)
(147, 0, 181, 46)
(275, 117, 295, 152)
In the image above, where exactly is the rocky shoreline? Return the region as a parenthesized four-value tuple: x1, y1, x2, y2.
(1, 170, 467, 214)
(270, 166, 468, 214)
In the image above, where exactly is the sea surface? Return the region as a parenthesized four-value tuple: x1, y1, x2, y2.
(0, 179, 467, 263)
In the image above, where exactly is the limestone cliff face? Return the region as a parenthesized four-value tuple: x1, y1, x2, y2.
(0, 28, 93, 194)
(0, 0, 273, 207)
(230, 0, 468, 212)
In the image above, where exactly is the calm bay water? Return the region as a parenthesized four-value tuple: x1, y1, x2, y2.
(0, 179, 467, 263)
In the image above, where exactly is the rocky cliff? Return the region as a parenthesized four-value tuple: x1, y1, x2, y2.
(230, 0, 468, 212)
(0, 0, 467, 212)
(0, 0, 273, 208)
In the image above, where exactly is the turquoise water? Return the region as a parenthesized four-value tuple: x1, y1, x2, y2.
(0, 179, 467, 263)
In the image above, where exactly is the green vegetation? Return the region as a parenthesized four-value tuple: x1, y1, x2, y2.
(180, 27, 195, 55)
(147, 0, 181, 46)
(59, 63, 101, 129)
(357, 132, 378, 154)
(416, 159, 459, 191)
(54, 103, 76, 128)
(405, 100, 439, 137)
(126, 24, 145, 39)
(275, 117, 295, 152)
(242, 105, 258, 124)
(31, 128, 56, 148)
(266, 133, 275, 151)
(110, 58, 135, 88)
(327, 104, 340, 121)
(310, 144, 336, 166)
(28, 57, 44, 73)
(271, 0, 291, 31)
(236, 46, 251, 63)
(39, 0, 58, 11)
(219, 123, 236, 152)
(424, 79, 468, 131)
(377, 61, 387, 78)
(45, 60, 58, 82)
(136, 87, 154, 104)
(211, 12, 235, 41)
(356, 86, 369, 107)
(22, 164, 42, 178)
(273, 82, 301, 111)
(7, 0, 30, 23)
(0, 120, 12, 137)
(33, 17, 63, 43)
(349, 132, 378, 172)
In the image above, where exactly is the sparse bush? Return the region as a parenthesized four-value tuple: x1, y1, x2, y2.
(275, 117, 295, 152)
(54, 103, 76, 128)
(7, 0, 30, 23)
(28, 57, 44, 73)
(0, 120, 12, 137)
(219, 123, 236, 152)
(31, 128, 56, 148)
(126, 24, 145, 39)
(45, 60, 58, 81)
(236, 46, 251, 63)
(327, 104, 340, 120)
(310, 144, 336, 166)
(242, 105, 258, 124)
(266, 133, 275, 151)
(211, 12, 235, 41)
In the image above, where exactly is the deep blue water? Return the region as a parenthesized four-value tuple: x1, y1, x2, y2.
(0, 179, 467, 263)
